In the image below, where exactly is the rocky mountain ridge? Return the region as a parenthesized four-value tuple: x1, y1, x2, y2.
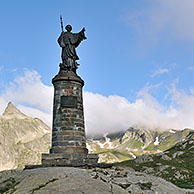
(0, 102, 193, 171)
(0, 102, 193, 192)
(0, 102, 51, 171)
(87, 127, 194, 163)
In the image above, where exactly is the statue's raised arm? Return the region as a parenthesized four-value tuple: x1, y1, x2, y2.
(58, 24, 87, 74)
(74, 27, 87, 48)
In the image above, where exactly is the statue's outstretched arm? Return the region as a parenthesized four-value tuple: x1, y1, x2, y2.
(73, 28, 87, 48)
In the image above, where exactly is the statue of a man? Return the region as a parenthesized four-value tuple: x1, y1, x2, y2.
(58, 24, 87, 73)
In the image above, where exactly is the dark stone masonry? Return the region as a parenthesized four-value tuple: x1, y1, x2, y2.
(39, 23, 100, 167)
(25, 22, 112, 169)
(41, 73, 98, 167)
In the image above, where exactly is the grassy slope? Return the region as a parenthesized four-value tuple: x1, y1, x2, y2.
(116, 139, 194, 189)
(88, 129, 194, 164)
(87, 140, 135, 163)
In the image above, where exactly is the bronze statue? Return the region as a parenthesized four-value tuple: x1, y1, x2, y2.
(58, 16, 87, 74)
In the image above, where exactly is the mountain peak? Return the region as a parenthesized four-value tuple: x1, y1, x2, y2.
(2, 102, 27, 118)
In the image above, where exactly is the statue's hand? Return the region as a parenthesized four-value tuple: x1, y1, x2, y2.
(80, 27, 87, 39)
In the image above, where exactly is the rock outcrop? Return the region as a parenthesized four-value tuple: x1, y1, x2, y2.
(118, 139, 194, 189)
(0, 102, 51, 171)
(0, 166, 193, 194)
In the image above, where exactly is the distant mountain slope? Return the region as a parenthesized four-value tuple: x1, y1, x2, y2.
(0, 102, 51, 170)
(87, 127, 194, 163)
(117, 139, 194, 189)
(1, 102, 193, 173)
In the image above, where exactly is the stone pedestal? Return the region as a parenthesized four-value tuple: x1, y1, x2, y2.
(41, 72, 98, 167)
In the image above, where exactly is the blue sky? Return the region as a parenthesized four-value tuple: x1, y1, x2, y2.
(1, 0, 194, 135)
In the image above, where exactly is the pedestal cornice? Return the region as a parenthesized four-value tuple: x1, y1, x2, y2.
(52, 73, 84, 86)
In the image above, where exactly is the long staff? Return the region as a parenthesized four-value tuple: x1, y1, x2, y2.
(60, 15, 64, 32)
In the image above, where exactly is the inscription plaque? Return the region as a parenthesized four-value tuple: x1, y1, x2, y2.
(61, 96, 77, 108)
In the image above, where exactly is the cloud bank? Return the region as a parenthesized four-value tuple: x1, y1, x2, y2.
(1, 70, 194, 136)
(126, 0, 194, 45)
(0, 70, 53, 126)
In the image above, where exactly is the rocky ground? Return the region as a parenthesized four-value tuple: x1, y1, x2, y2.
(118, 139, 194, 189)
(0, 103, 193, 193)
(0, 166, 194, 194)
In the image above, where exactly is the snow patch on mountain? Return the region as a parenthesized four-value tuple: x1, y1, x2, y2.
(154, 136, 160, 145)
(90, 134, 115, 149)
(170, 129, 176, 133)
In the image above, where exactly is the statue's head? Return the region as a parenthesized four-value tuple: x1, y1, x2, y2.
(65, 25, 72, 32)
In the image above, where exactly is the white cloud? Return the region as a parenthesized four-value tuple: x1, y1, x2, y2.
(84, 81, 194, 135)
(187, 66, 194, 71)
(126, 0, 194, 44)
(151, 68, 169, 78)
(0, 97, 7, 115)
(0, 70, 53, 126)
(1, 70, 53, 113)
(1, 69, 194, 136)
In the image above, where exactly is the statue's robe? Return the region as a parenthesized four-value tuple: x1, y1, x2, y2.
(58, 30, 86, 63)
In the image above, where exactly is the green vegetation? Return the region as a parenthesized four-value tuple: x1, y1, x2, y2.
(97, 150, 133, 163)
(138, 182, 152, 190)
(115, 139, 194, 189)
(131, 150, 141, 156)
(118, 183, 131, 189)
(88, 128, 194, 188)
(16, 140, 22, 145)
(112, 151, 133, 161)
(89, 128, 194, 164)
(129, 139, 144, 149)
(157, 135, 176, 151)
(0, 177, 19, 193)
(145, 143, 155, 151)
(88, 140, 134, 162)
(111, 139, 120, 148)
(183, 128, 191, 136)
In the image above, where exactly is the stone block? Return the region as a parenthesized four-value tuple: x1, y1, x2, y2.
(40, 73, 98, 167)
(50, 146, 88, 154)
